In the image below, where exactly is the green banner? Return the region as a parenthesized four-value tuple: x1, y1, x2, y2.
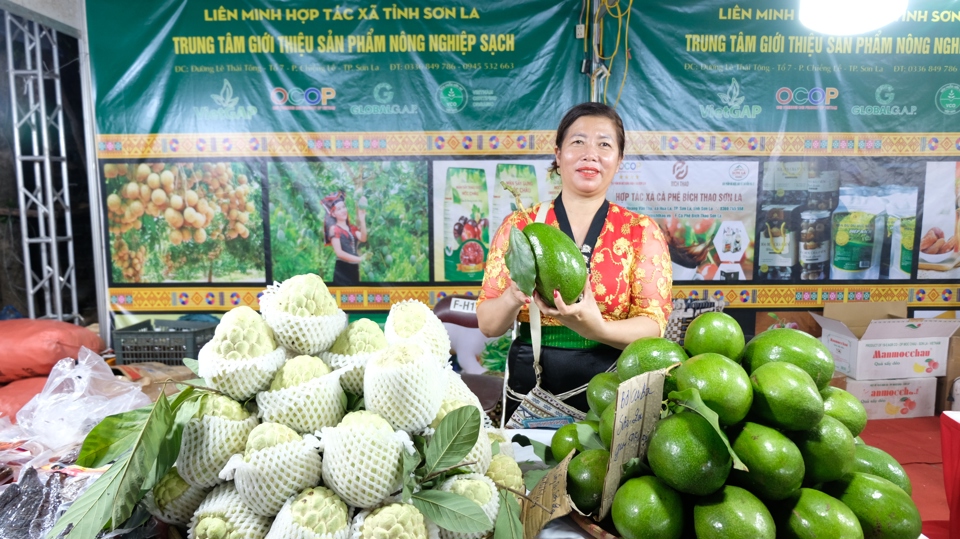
(87, 0, 586, 134)
(617, 0, 960, 133)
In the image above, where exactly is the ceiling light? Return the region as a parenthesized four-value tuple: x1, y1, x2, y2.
(800, 0, 908, 35)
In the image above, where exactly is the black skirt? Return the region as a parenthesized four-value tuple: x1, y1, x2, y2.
(505, 339, 621, 419)
(332, 260, 360, 285)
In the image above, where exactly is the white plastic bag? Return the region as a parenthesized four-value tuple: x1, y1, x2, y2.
(15, 347, 151, 450)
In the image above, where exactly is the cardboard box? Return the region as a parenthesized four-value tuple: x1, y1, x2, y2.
(845, 377, 937, 419)
(810, 302, 960, 380)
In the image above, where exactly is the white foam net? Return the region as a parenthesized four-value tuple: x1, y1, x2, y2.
(219, 435, 324, 517)
(364, 349, 447, 433)
(177, 414, 259, 489)
(261, 282, 348, 355)
(350, 504, 440, 539)
(319, 425, 407, 509)
(144, 481, 210, 526)
(198, 342, 287, 401)
(319, 350, 376, 395)
(266, 495, 353, 539)
(384, 300, 452, 365)
(442, 370, 494, 430)
(437, 474, 499, 539)
(188, 483, 273, 539)
(257, 369, 346, 434)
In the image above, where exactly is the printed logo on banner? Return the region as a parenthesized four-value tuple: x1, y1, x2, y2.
(700, 78, 762, 119)
(672, 161, 689, 180)
(775, 85, 839, 110)
(350, 82, 419, 115)
(195, 79, 258, 120)
(850, 84, 917, 116)
(437, 81, 468, 113)
(935, 83, 960, 115)
(271, 85, 336, 111)
(728, 163, 749, 181)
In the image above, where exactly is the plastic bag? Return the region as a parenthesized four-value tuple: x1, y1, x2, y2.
(14, 347, 151, 451)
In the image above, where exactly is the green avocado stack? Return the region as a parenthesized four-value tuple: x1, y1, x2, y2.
(552, 312, 922, 539)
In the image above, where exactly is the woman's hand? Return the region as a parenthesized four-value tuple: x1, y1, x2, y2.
(532, 275, 605, 340)
(476, 279, 531, 338)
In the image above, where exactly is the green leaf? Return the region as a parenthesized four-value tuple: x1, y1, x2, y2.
(76, 406, 151, 468)
(411, 490, 492, 534)
(523, 469, 550, 491)
(575, 423, 605, 451)
(182, 358, 200, 377)
(48, 392, 175, 538)
(494, 490, 523, 539)
(505, 226, 536, 296)
(452, 188, 462, 205)
(424, 406, 481, 477)
(491, 441, 500, 457)
(511, 435, 557, 467)
(668, 388, 747, 471)
(146, 390, 202, 491)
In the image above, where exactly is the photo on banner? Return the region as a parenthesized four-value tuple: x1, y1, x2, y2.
(268, 160, 429, 284)
(919, 161, 960, 279)
(431, 159, 557, 282)
(608, 159, 758, 282)
(102, 161, 266, 284)
(757, 157, 922, 283)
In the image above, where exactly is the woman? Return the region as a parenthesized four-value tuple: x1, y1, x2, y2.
(322, 191, 368, 285)
(476, 102, 673, 417)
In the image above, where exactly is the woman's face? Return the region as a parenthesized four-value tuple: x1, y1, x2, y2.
(332, 200, 348, 220)
(554, 115, 622, 199)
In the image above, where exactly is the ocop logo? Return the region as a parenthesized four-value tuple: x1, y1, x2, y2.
(271, 86, 336, 110)
(775, 86, 839, 110)
(851, 84, 917, 116)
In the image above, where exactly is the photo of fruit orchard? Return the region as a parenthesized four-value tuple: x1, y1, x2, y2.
(102, 162, 266, 283)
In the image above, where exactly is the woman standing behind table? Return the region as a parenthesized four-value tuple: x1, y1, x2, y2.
(476, 102, 673, 418)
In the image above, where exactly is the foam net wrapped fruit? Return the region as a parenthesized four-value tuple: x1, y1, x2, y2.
(260, 274, 348, 354)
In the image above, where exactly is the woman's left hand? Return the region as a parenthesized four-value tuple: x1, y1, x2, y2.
(532, 274, 606, 341)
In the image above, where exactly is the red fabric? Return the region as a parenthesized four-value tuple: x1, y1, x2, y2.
(0, 377, 47, 422)
(0, 320, 105, 383)
(941, 413, 960, 539)
(860, 416, 942, 464)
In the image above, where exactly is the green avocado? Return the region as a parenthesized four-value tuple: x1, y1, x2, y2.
(851, 445, 912, 495)
(769, 488, 864, 539)
(692, 485, 775, 539)
(789, 415, 857, 486)
(741, 328, 836, 390)
(647, 411, 731, 496)
(749, 362, 825, 431)
(728, 422, 805, 501)
(821, 472, 921, 539)
(523, 222, 587, 308)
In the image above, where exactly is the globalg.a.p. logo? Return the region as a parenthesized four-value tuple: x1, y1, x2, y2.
(699, 78, 761, 119)
(936, 83, 960, 115)
(194, 79, 257, 120)
(851, 84, 916, 116)
(374, 82, 394, 104)
(437, 81, 468, 113)
(876, 84, 895, 105)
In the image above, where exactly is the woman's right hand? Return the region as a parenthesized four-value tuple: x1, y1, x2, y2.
(504, 280, 532, 309)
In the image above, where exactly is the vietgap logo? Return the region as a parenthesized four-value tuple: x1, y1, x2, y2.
(194, 79, 258, 120)
(700, 78, 762, 119)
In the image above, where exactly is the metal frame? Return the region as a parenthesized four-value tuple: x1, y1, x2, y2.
(5, 12, 79, 322)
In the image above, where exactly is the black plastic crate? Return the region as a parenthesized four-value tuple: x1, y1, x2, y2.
(113, 320, 217, 365)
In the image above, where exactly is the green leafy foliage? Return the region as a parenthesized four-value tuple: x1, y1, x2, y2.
(76, 406, 152, 468)
(575, 423, 605, 451)
(411, 490, 492, 534)
(424, 406, 481, 477)
(668, 388, 747, 471)
(494, 490, 523, 539)
(48, 393, 175, 538)
(505, 226, 536, 295)
(269, 161, 429, 282)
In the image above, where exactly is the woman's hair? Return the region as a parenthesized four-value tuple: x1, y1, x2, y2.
(321, 191, 348, 245)
(549, 102, 625, 175)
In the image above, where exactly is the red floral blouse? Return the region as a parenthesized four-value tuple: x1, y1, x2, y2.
(478, 201, 673, 335)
